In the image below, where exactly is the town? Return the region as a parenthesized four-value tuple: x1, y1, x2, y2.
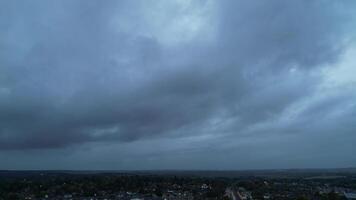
(1, 170, 355, 200)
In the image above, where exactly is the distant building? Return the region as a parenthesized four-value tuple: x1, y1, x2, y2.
(344, 192, 356, 199)
(263, 194, 271, 199)
(225, 187, 253, 200)
(201, 183, 209, 189)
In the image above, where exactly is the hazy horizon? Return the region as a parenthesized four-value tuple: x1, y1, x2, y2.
(1, 0, 356, 170)
(2, 167, 356, 171)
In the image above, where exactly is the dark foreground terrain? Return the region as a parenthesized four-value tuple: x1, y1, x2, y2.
(0, 169, 356, 200)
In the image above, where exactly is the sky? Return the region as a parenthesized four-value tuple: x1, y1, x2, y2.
(0, 0, 356, 170)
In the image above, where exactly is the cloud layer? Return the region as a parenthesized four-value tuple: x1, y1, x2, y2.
(0, 0, 355, 169)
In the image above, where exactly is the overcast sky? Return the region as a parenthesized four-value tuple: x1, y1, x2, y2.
(0, 0, 356, 170)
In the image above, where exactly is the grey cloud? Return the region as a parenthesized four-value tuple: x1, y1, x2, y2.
(217, 0, 351, 69)
(0, 0, 355, 171)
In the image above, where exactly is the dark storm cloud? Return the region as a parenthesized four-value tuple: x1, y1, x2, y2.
(0, 0, 355, 158)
